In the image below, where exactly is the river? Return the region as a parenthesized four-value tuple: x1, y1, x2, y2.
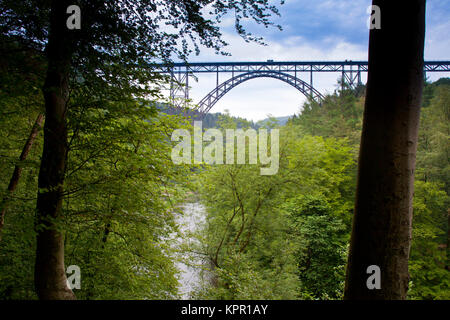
(175, 202, 210, 299)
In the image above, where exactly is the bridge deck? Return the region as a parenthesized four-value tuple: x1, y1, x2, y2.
(154, 61, 450, 73)
(158, 60, 450, 111)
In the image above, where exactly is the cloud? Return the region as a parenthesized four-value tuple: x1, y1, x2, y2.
(191, 32, 367, 62)
(425, 20, 450, 60)
(171, 0, 450, 121)
(183, 33, 367, 120)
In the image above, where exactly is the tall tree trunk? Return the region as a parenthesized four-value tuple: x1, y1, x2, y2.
(0, 113, 44, 239)
(344, 0, 425, 300)
(34, 0, 76, 300)
(446, 208, 449, 271)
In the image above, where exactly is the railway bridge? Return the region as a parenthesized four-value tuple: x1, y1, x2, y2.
(155, 60, 450, 115)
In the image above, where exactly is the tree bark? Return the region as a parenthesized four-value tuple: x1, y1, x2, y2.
(344, 0, 425, 299)
(446, 208, 449, 271)
(0, 113, 44, 238)
(34, 0, 76, 300)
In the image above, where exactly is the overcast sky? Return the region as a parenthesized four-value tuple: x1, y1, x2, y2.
(180, 0, 450, 121)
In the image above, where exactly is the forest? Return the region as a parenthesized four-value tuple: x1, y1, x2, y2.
(0, 0, 448, 300)
(1, 71, 448, 299)
(189, 81, 449, 300)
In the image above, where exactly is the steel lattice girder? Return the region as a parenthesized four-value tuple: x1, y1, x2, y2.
(197, 71, 324, 114)
(152, 60, 450, 112)
(154, 61, 449, 74)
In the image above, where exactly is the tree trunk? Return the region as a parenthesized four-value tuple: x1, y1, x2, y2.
(446, 208, 449, 271)
(34, 0, 76, 300)
(0, 113, 44, 238)
(344, 0, 425, 299)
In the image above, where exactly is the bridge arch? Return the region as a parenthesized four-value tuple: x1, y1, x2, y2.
(197, 71, 324, 114)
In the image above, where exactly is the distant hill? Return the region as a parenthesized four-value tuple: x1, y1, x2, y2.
(157, 103, 257, 129)
(255, 115, 292, 128)
(422, 77, 450, 108)
(431, 77, 450, 86)
(157, 103, 293, 129)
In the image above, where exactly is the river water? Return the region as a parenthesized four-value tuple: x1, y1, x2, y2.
(175, 202, 209, 299)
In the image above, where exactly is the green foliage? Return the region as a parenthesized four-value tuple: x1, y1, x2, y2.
(407, 81, 450, 299)
(1, 0, 284, 100)
(290, 91, 364, 146)
(0, 67, 193, 298)
(416, 84, 450, 194)
(62, 102, 190, 299)
(0, 0, 285, 300)
(408, 176, 449, 300)
(193, 79, 449, 300)
(285, 195, 347, 299)
(0, 98, 191, 298)
(193, 119, 355, 299)
(0, 36, 45, 299)
(0, 0, 448, 298)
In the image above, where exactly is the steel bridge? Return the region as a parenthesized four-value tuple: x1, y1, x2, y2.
(154, 60, 450, 115)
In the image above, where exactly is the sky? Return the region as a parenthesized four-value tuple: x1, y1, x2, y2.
(179, 0, 450, 121)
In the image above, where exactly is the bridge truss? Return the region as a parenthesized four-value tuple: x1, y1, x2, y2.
(155, 60, 450, 115)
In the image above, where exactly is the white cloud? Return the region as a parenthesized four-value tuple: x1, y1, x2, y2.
(425, 20, 450, 60)
(424, 16, 450, 81)
(184, 33, 367, 120)
(171, 1, 449, 121)
(191, 31, 368, 62)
